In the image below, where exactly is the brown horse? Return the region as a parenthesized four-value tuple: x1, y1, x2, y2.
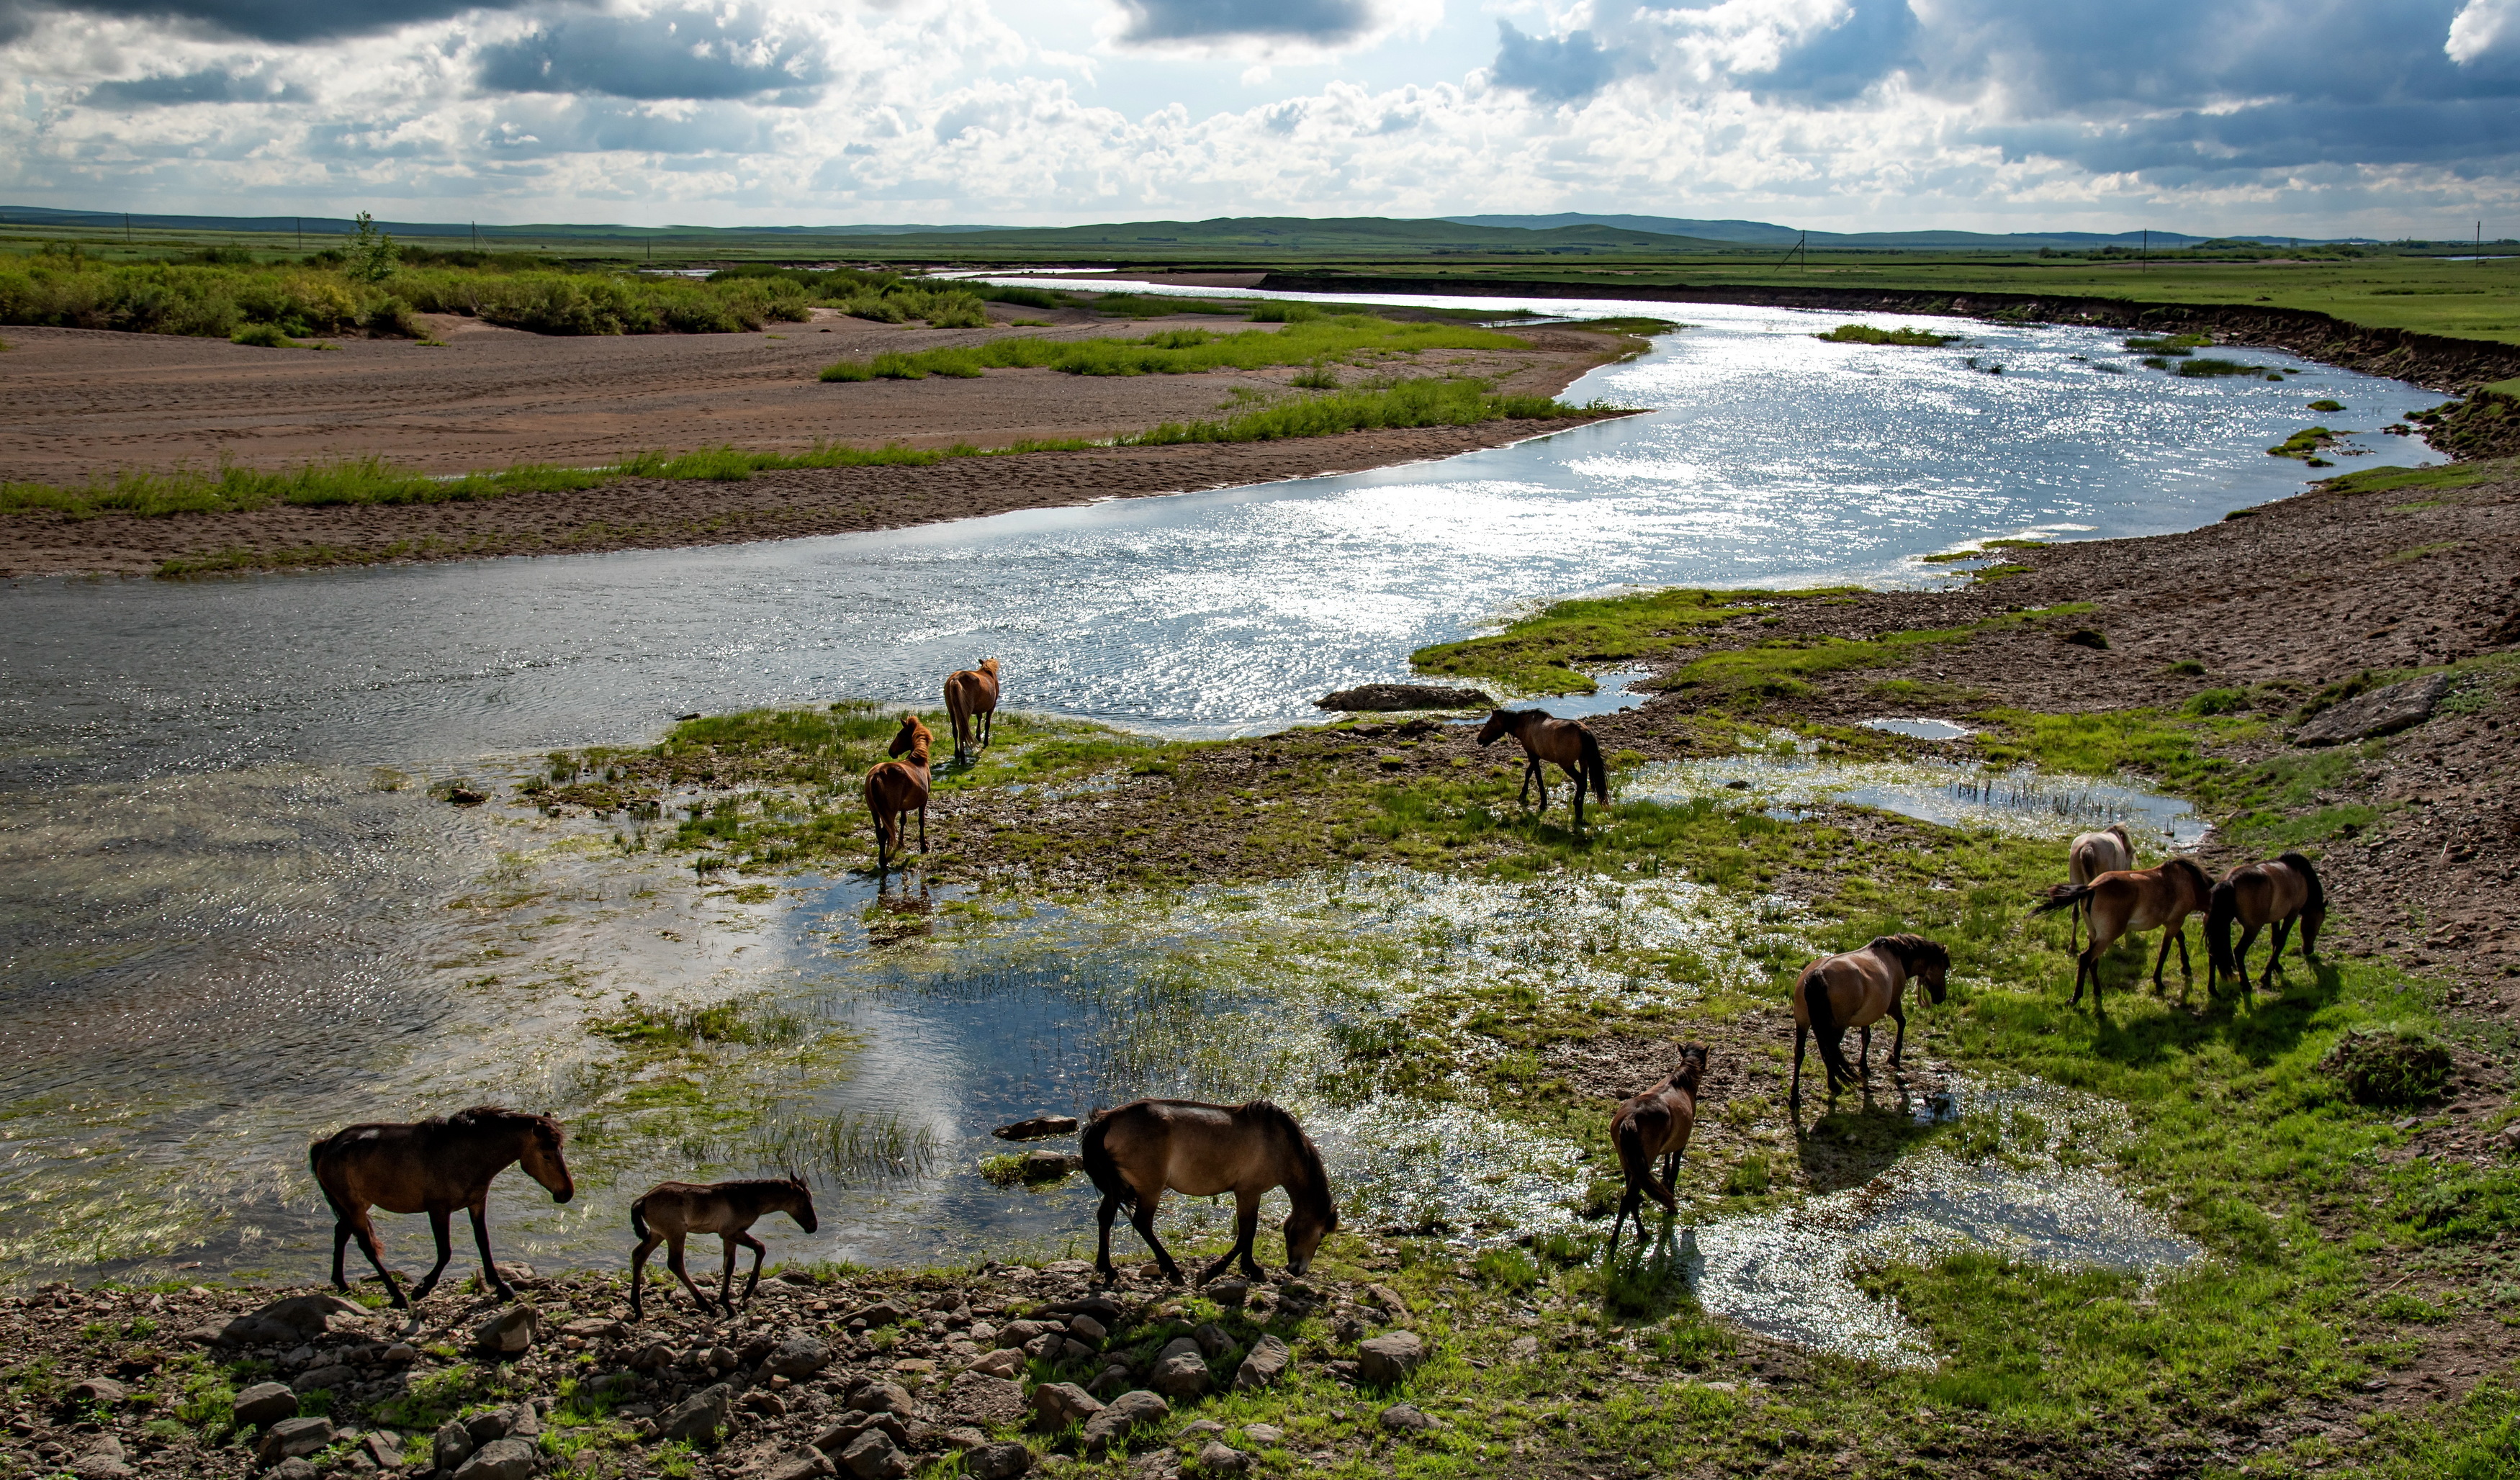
(943, 659, 1001, 764)
(2033, 856, 2214, 1010)
(1791, 934, 1950, 1102)
(309, 1106, 573, 1309)
(1477, 708, 1609, 825)
(629, 1176, 819, 1319)
(2206, 852, 2326, 995)
(1606, 1044, 1709, 1260)
(863, 715, 932, 868)
(1081, 1098, 1338, 1286)
(2062, 823, 2136, 955)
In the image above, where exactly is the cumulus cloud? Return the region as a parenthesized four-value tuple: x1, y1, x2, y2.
(1490, 21, 1637, 104)
(475, 5, 829, 102)
(84, 63, 307, 105)
(2448, 0, 2520, 63)
(32, 0, 528, 42)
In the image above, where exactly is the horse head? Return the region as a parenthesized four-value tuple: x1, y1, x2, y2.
(783, 1175, 821, 1233)
(517, 1114, 575, 1204)
(889, 714, 932, 762)
(1669, 1043, 1710, 1094)
(1280, 1122, 1339, 1275)
(978, 658, 999, 679)
(1476, 709, 1516, 746)
(1884, 934, 1952, 1004)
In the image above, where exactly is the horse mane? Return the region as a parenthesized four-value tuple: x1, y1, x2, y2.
(1873, 934, 1949, 973)
(1666, 1043, 1709, 1095)
(1241, 1099, 1335, 1216)
(447, 1106, 564, 1138)
(718, 1176, 811, 1199)
(2278, 851, 2325, 914)
(2164, 855, 2213, 898)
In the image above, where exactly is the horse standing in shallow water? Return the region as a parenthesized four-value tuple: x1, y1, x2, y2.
(2061, 823, 2136, 956)
(863, 715, 932, 869)
(1477, 708, 1609, 826)
(629, 1176, 819, 1318)
(1081, 1098, 1338, 1286)
(2033, 856, 2214, 1011)
(1791, 935, 1950, 1103)
(1606, 1044, 1709, 1260)
(2206, 852, 2326, 996)
(309, 1106, 574, 1308)
(944, 659, 1001, 764)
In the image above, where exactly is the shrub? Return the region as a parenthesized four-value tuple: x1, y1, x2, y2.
(2179, 357, 2262, 378)
(363, 297, 424, 338)
(1816, 323, 1959, 346)
(230, 322, 300, 348)
(2323, 1025, 2453, 1105)
(1246, 302, 1324, 323)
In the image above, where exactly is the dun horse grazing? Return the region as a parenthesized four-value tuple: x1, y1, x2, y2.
(629, 1176, 819, 1318)
(1605, 1044, 1709, 1260)
(2061, 823, 2136, 956)
(309, 1106, 573, 1309)
(1081, 1098, 1338, 1286)
(1791, 934, 1950, 1102)
(2033, 856, 2214, 1011)
(1477, 708, 1609, 825)
(863, 714, 932, 869)
(944, 659, 1002, 764)
(2206, 852, 2327, 995)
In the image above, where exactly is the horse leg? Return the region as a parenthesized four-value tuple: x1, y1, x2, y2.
(665, 1237, 714, 1315)
(341, 1207, 405, 1309)
(1201, 1193, 1261, 1284)
(1888, 999, 1909, 1068)
(1517, 757, 1536, 808)
(2266, 919, 2292, 988)
(1094, 1193, 1123, 1283)
(917, 802, 927, 854)
(1607, 1184, 1639, 1263)
(467, 1200, 513, 1301)
(735, 1230, 769, 1305)
(717, 1234, 740, 1312)
(1791, 1024, 1807, 1104)
(1859, 1025, 1872, 1085)
(1129, 1192, 1184, 1283)
(630, 1233, 662, 1319)
(2234, 923, 2259, 996)
(412, 1209, 455, 1301)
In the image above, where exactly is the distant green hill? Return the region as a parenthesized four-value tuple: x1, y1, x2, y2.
(1443, 212, 2227, 251)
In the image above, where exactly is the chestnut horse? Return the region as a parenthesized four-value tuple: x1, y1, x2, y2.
(2205, 852, 2326, 995)
(309, 1106, 574, 1308)
(629, 1176, 819, 1318)
(2061, 823, 2136, 955)
(863, 715, 932, 868)
(1081, 1098, 1338, 1286)
(944, 659, 1001, 764)
(1791, 934, 1950, 1102)
(1606, 1044, 1709, 1260)
(2033, 856, 2214, 1011)
(1477, 708, 1609, 825)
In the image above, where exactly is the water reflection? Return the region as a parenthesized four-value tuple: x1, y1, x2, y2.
(1627, 754, 2209, 848)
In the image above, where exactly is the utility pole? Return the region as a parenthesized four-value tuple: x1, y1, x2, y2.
(124, 212, 132, 245)
(295, 217, 302, 249)
(2141, 228, 2148, 271)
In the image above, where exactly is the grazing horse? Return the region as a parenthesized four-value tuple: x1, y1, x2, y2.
(1791, 935, 1950, 1101)
(944, 659, 1001, 764)
(2033, 856, 2214, 1010)
(1606, 1044, 1709, 1260)
(863, 715, 932, 869)
(2061, 823, 2136, 956)
(2206, 852, 2326, 995)
(1081, 1098, 1338, 1286)
(1477, 708, 1609, 825)
(629, 1176, 818, 1318)
(309, 1106, 573, 1309)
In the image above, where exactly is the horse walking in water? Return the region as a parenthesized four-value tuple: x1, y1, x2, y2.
(2033, 856, 2214, 1011)
(629, 1176, 819, 1318)
(1605, 1044, 1709, 1260)
(1791, 935, 1950, 1101)
(1477, 708, 1609, 826)
(2206, 852, 2326, 996)
(1081, 1098, 1338, 1286)
(2061, 823, 2136, 956)
(944, 659, 1001, 764)
(309, 1106, 574, 1309)
(863, 715, 932, 869)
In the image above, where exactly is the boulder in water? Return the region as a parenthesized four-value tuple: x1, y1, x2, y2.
(1315, 684, 1491, 712)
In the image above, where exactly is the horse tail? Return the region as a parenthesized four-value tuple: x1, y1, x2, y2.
(1804, 970, 1856, 1087)
(1080, 1108, 1133, 1211)
(307, 1134, 350, 1217)
(2283, 851, 2326, 955)
(630, 1194, 651, 1242)
(2032, 882, 2095, 915)
(1611, 1106, 1660, 1207)
(1580, 728, 1608, 803)
(2205, 880, 2238, 980)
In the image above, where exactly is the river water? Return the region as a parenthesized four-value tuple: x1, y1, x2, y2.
(0, 293, 2430, 1299)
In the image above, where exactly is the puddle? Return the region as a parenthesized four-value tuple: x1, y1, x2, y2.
(1861, 717, 1973, 741)
(1627, 754, 2208, 848)
(1442, 671, 1656, 724)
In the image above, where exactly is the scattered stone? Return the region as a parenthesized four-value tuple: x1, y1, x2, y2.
(362, 1432, 405, 1469)
(1364, 1283, 1410, 1318)
(969, 1347, 1025, 1380)
(217, 1294, 366, 1347)
(292, 1363, 356, 1393)
(1316, 683, 1491, 712)
(473, 1304, 539, 1355)
(658, 1382, 734, 1444)
(557, 1318, 628, 1341)
(1242, 1424, 1284, 1445)
(451, 1438, 538, 1480)
(254, 1415, 336, 1466)
(1066, 1313, 1108, 1344)
(1189, 1322, 1236, 1361)
(1356, 1331, 1426, 1386)
(69, 1437, 130, 1480)
(766, 1333, 832, 1376)
(1205, 1279, 1248, 1309)
(840, 1428, 913, 1480)
(1506, 1335, 1539, 1361)
(1233, 1334, 1290, 1391)
(2295, 674, 2452, 746)
(446, 786, 487, 807)
(1192, 1440, 1249, 1474)
(992, 1115, 1080, 1141)
(1028, 1381, 1103, 1431)
(464, 1407, 515, 1445)
(382, 1343, 418, 1365)
(1378, 1404, 1436, 1433)
(812, 1414, 909, 1454)
(763, 1448, 839, 1480)
(266, 1462, 317, 1480)
(68, 1376, 127, 1404)
(431, 1417, 474, 1473)
(2061, 628, 2109, 651)
(1079, 1389, 1170, 1453)
(968, 1440, 1035, 1479)
(849, 1381, 915, 1415)
(1150, 1337, 1210, 1398)
(845, 1299, 911, 1328)
(948, 1371, 1028, 1427)
(627, 1341, 675, 1371)
(1020, 1149, 1083, 1179)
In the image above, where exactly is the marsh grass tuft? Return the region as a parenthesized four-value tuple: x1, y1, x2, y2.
(1816, 323, 1960, 347)
(2321, 1024, 2453, 1105)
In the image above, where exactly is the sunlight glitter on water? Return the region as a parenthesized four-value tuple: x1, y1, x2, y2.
(1624, 755, 2209, 849)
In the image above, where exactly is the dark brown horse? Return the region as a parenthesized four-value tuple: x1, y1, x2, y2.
(943, 659, 1000, 764)
(2206, 852, 2326, 995)
(1791, 934, 1950, 1101)
(629, 1176, 819, 1318)
(309, 1106, 573, 1308)
(1606, 1044, 1709, 1260)
(1477, 708, 1609, 825)
(1081, 1098, 1338, 1286)
(2033, 856, 2214, 1011)
(863, 715, 932, 868)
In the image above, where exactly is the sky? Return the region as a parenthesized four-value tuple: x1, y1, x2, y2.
(4, 0, 2520, 235)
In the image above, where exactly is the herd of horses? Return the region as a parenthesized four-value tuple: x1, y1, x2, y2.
(305, 686, 2337, 1307)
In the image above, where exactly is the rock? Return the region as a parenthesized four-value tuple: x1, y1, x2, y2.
(1205, 1279, 1248, 1308)
(992, 1115, 1080, 1141)
(627, 1341, 675, 1371)
(383, 1343, 418, 1364)
(1065, 1313, 1107, 1344)
(812, 1414, 909, 1455)
(968, 1441, 1035, 1479)
(765, 1335, 832, 1376)
(1242, 1424, 1283, 1445)
(1088, 1365, 1135, 1399)
(845, 1299, 910, 1328)
(69, 1376, 127, 1404)
(743, 1389, 789, 1418)
(217, 1293, 368, 1348)
(557, 1318, 628, 1342)
(1020, 1149, 1082, 1179)
(451, 1438, 538, 1480)
(292, 1363, 356, 1393)
(431, 1418, 474, 1473)
(1364, 1283, 1411, 1318)
(1317, 684, 1492, 712)
(848, 1381, 915, 1416)
(1356, 1330, 1426, 1386)
(947, 1371, 1028, 1427)
(473, 1304, 539, 1355)
(1023, 1330, 1066, 1363)
(1189, 1322, 1235, 1361)
(737, 1333, 779, 1368)
(447, 786, 487, 806)
(464, 1407, 515, 1445)
(1378, 1404, 1436, 1432)
(1079, 1389, 1170, 1454)
(254, 1415, 336, 1466)
(1149, 1337, 1210, 1398)
(1028, 1381, 1102, 1430)
(267, 1462, 317, 1480)
(2295, 674, 2452, 746)
(763, 1448, 839, 1480)
(657, 1383, 734, 1444)
(1233, 1335, 1290, 1391)
(363, 1432, 405, 1469)
(71, 1440, 132, 1480)
(839, 1429, 913, 1480)
(1506, 1335, 1539, 1361)
(968, 1347, 1026, 1380)
(1192, 1440, 1248, 1474)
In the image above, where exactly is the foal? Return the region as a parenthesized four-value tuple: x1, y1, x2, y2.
(2034, 856, 2213, 1011)
(1081, 1098, 1338, 1286)
(863, 715, 933, 869)
(2061, 823, 2136, 955)
(1477, 708, 1609, 825)
(1606, 1044, 1709, 1260)
(629, 1176, 819, 1318)
(944, 659, 1001, 764)
(2205, 852, 2326, 995)
(310, 1106, 574, 1309)
(1791, 934, 1950, 1102)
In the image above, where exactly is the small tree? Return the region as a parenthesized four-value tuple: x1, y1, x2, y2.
(346, 211, 398, 283)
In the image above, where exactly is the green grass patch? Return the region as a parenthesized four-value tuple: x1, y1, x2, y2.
(1410, 587, 1850, 696)
(2317, 461, 2491, 497)
(2268, 426, 2339, 459)
(819, 313, 1526, 382)
(1814, 322, 1960, 346)
(2179, 356, 2267, 377)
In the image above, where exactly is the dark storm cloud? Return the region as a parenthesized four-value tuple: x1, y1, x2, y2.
(1746, 0, 1917, 104)
(1490, 19, 1634, 103)
(476, 6, 826, 101)
(22, 0, 528, 42)
(84, 65, 306, 105)
(1108, 0, 1379, 47)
